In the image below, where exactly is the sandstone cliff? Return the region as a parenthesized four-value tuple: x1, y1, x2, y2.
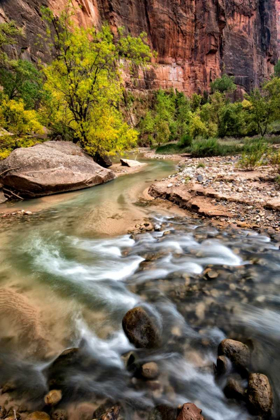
(0, 0, 278, 94)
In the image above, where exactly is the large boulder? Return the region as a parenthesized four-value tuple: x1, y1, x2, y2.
(0, 142, 115, 198)
(247, 373, 273, 417)
(120, 159, 145, 168)
(122, 307, 161, 349)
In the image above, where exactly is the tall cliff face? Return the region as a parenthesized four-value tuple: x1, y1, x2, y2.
(0, 0, 278, 94)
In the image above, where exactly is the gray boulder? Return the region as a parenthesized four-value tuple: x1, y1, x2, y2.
(0, 141, 115, 199)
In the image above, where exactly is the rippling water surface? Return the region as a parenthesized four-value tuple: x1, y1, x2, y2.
(0, 160, 279, 419)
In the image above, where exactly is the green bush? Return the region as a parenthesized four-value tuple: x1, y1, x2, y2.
(191, 138, 240, 157)
(239, 138, 269, 169)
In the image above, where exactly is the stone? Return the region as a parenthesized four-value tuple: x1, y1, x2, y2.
(46, 348, 80, 388)
(176, 403, 205, 420)
(218, 339, 250, 374)
(0, 406, 7, 419)
(44, 389, 62, 406)
(99, 404, 121, 420)
(197, 175, 203, 183)
(120, 159, 144, 168)
(26, 413, 50, 420)
(141, 362, 159, 380)
(0, 191, 7, 204)
(224, 377, 245, 401)
(94, 152, 113, 168)
(247, 373, 273, 417)
(51, 410, 68, 420)
(0, 142, 115, 199)
(215, 355, 230, 376)
(148, 405, 177, 420)
(122, 307, 161, 349)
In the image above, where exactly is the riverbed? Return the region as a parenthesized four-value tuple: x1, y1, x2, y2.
(0, 159, 279, 419)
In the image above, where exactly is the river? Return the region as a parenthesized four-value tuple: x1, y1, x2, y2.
(0, 159, 279, 420)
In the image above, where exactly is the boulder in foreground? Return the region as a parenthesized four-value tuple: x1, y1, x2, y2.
(122, 306, 161, 349)
(0, 141, 115, 199)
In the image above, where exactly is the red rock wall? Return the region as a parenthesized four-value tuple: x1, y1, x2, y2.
(0, 0, 278, 94)
(277, 0, 280, 56)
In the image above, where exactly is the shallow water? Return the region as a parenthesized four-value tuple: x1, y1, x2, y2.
(0, 159, 279, 419)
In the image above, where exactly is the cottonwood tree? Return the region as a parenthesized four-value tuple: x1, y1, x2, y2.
(42, 6, 153, 156)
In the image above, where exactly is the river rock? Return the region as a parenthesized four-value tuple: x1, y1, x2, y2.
(120, 159, 144, 168)
(148, 405, 177, 420)
(0, 142, 115, 199)
(44, 389, 62, 406)
(215, 355, 231, 376)
(247, 373, 273, 417)
(141, 362, 159, 380)
(218, 339, 250, 374)
(94, 152, 113, 168)
(97, 404, 122, 420)
(122, 307, 161, 349)
(176, 403, 205, 420)
(224, 377, 245, 401)
(26, 412, 50, 420)
(51, 410, 68, 420)
(46, 348, 79, 388)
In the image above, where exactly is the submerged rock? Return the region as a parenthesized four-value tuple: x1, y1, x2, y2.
(215, 355, 231, 376)
(51, 410, 68, 420)
(218, 339, 250, 375)
(44, 389, 62, 406)
(122, 307, 161, 349)
(148, 405, 177, 420)
(224, 376, 245, 401)
(26, 413, 50, 420)
(176, 403, 205, 420)
(0, 142, 115, 199)
(247, 373, 273, 417)
(141, 362, 159, 380)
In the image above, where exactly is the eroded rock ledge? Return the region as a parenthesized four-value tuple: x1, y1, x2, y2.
(148, 156, 280, 231)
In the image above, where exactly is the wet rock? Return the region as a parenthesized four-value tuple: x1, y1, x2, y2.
(1, 381, 16, 393)
(203, 268, 218, 280)
(26, 412, 50, 420)
(46, 348, 79, 388)
(0, 406, 6, 418)
(141, 362, 159, 380)
(218, 339, 250, 375)
(51, 410, 68, 420)
(247, 373, 273, 417)
(215, 355, 231, 376)
(44, 390, 62, 406)
(148, 405, 177, 420)
(97, 404, 122, 420)
(176, 403, 205, 420)
(224, 376, 245, 401)
(122, 307, 161, 349)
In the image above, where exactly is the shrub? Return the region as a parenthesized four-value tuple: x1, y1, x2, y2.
(191, 138, 223, 157)
(239, 138, 269, 170)
(211, 74, 237, 93)
(0, 96, 43, 135)
(0, 134, 43, 160)
(178, 134, 192, 147)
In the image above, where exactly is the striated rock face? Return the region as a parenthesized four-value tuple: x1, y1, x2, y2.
(0, 0, 278, 94)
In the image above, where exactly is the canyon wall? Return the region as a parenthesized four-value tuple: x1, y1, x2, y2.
(0, 0, 278, 94)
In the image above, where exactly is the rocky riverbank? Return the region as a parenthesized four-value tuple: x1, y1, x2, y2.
(148, 155, 280, 233)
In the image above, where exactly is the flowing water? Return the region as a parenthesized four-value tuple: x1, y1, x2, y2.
(0, 159, 280, 419)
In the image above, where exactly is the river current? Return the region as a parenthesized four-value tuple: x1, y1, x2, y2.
(0, 159, 279, 419)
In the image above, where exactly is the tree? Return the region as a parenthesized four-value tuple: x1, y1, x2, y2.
(274, 60, 280, 78)
(0, 59, 45, 109)
(245, 89, 273, 137)
(0, 21, 20, 65)
(211, 74, 237, 93)
(42, 7, 153, 156)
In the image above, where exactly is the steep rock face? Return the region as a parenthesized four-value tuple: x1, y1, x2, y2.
(0, 0, 278, 94)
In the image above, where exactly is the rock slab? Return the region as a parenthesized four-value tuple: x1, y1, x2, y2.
(177, 403, 205, 420)
(0, 142, 115, 198)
